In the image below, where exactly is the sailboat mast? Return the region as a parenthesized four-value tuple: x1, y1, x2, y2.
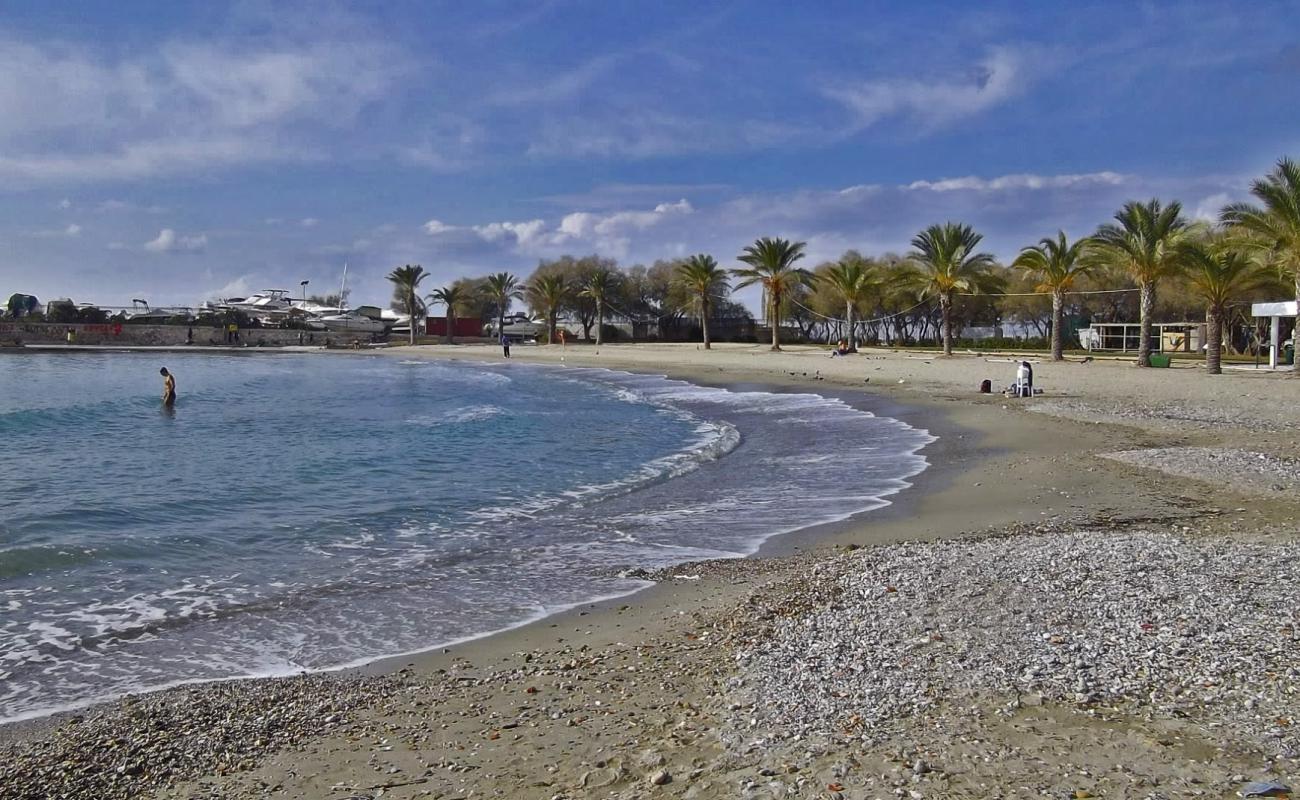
(338, 263, 349, 310)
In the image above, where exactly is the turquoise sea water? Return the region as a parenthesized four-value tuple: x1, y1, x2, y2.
(0, 352, 933, 723)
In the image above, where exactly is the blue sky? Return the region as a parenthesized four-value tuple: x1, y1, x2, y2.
(1, 0, 1297, 311)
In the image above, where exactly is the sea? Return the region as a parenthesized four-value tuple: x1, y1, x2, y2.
(0, 352, 934, 724)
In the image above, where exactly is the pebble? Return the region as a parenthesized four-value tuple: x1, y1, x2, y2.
(725, 530, 1300, 759)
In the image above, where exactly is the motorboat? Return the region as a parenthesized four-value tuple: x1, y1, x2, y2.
(315, 310, 386, 333)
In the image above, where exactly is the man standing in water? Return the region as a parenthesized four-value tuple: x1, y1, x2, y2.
(159, 367, 177, 406)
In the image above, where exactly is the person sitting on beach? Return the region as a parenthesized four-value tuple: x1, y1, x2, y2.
(830, 339, 850, 357)
(159, 367, 177, 406)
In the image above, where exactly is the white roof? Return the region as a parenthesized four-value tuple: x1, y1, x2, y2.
(1252, 301, 1298, 317)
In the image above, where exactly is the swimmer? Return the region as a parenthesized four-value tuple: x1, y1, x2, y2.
(159, 367, 177, 406)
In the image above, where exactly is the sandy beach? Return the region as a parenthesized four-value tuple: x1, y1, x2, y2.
(4, 343, 1298, 800)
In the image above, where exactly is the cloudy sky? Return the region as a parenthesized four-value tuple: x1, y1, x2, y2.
(1, 0, 1297, 311)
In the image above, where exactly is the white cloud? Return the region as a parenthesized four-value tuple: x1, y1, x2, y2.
(825, 49, 1023, 131)
(473, 219, 548, 246)
(0, 137, 306, 183)
(1193, 192, 1232, 222)
(422, 219, 458, 235)
(555, 199, 693, 240)
(57, 198, 72, 209)
(905, 172, 1127, 192)
(144, 228, 207, 253)
(300, 217, 319, 228)
(206, 276, 253, 302)
(0, 33, 398, 185)
(30, 222, 82, 238)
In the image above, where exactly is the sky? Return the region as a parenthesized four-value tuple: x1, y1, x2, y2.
(1, 0, 1298, 312)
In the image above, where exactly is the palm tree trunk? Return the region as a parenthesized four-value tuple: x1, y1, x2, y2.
(1137, 280, 1156, 367)
(845, 301, 856, 351)
(497, 304, 505, 342)
(408, 292, 417, 346)
(1206, 305, 1222, 375)
(940, 293, 953, 356)
(595, 301, 604, 346)
(1050, 288, 1064, 361)
(701, 294, 711, 350)
(548, 311, 557, 345)
(770, 287, 782, 351)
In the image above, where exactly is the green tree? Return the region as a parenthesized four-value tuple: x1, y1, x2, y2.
(818, 255, 876, 351)
(1174, 240, 1266, 375)
(1011, 231, 1094, 361)
(428, 285, 468, 344)
(386, 264, 427, 346)
(674, 254, 729, 349)
(1221, 157, 1300, 375)
(908, 223, 999, 356)
(1089, 199, 1188, 367)
(581, 267, 618, 346)
(483, 272, 523, 337)
(732, 237, 811, 351)
(527, 274, 568, 344)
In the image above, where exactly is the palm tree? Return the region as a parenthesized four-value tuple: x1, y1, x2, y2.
(1011, 231, 1094, 361)
(386, 264, 427, 346)
(819, 256, 876, 352)
(581, 268, 617, 346)
(527, 274, 568, 344)
(1175, 240, 1265, 375)
(1221, 157, 1300, 375)
(1089, 199, 1188, 367)
(483, 272, 523, 339)
(908, 223, 998, 356)
(732, 237, 811, 351)
(428, 285, 468, 344)
(674, 254, 730, 350)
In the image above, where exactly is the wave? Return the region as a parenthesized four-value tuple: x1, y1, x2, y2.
(406, 404, 506, 427)
(0, 356, 935, 725)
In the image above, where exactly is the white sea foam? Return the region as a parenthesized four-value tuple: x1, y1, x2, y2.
(406, 404, 505, 427)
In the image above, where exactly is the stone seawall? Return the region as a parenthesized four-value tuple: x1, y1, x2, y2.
(0, 322, 334, 347)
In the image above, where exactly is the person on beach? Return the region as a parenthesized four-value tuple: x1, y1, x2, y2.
(159, 367, 177, 406)
(501, 333, 511, 358)
(186, 327, 194, 345)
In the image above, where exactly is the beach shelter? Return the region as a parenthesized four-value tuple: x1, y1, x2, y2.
(1251, 301, 1297, 368)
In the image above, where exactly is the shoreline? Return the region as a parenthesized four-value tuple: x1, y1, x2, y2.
(4, 343, 1298, 799)
(0, 351, 953, 735)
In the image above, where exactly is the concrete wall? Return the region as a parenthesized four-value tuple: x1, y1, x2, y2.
(0, 321, 331, 347)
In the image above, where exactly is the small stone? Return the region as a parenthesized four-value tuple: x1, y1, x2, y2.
(649, 768, 672, 786)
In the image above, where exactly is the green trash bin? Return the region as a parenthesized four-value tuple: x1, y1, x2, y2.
(1285, 343, 1295, 366)
(1148, 354, 1171, 368)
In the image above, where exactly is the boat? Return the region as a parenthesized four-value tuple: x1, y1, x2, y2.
(316, 310, 386, 333)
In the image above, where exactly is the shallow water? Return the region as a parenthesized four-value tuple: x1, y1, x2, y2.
(0, 352, 932, 722)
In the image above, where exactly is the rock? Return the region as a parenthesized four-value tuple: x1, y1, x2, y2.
(649, 768, 672, 786)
